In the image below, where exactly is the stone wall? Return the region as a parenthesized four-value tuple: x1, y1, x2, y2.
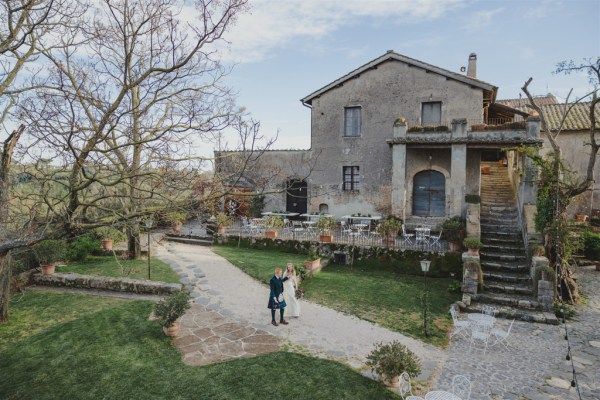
(32, 272, 182, 295)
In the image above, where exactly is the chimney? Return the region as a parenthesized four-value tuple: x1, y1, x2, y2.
(467, 53, 477, 79)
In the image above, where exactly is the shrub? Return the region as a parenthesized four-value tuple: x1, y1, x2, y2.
(377, 217, 402, 239)
(463, 237, 482, 250)
(314, 216, 337, 232)
(67, 236, 101, 262)
(91, 226, 126, 243)
(32, 240, 67, 265)
(441, 217, 465, 243)
(215, 212, 232, 227)
(153, 289, 191, 327)
(264, 215, 284, 229)
(584, 232, 600, 260)
(366, 341, 422, 383)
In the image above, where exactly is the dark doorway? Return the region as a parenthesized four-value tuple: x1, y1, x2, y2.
(413, 170, 445, 216)
(481, 150, 505, 162)
(286, 179, 308, 215)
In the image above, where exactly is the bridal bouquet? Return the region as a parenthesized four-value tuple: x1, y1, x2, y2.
(295, 289, 305, 299)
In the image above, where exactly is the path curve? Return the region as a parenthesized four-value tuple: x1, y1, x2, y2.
(155, 240, 445, 380)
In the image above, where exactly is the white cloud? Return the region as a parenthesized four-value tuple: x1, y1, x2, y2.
(217, 0, 465, 63)
(462, 7, 504, 33)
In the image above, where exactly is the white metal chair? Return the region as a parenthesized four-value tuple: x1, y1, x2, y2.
(449, 307, 470, 339)
(429, 228, 442, 245)
(481, 305, 497, 318)
(469, 319, 492, 355)
(401, 224, 414, 244)
(491, 319, 515, 349)
(451, 374, 472, 400)
(398, 372, 413, 399)
(340, 221, 353, 238)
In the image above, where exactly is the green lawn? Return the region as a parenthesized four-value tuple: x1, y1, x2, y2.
(212, 245, 460, 346)
(0, 291, 398, 400)
(58, 255, 181, 283)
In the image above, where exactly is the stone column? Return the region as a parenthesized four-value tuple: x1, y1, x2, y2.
(462, 252, 481, 306)
(391, 121, 407, 219)
(521, 115, 541, 205)
(451, 143, 467, 216)
(531, 256, 553, 311)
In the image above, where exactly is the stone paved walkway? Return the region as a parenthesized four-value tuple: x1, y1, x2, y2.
(154, 240, 445, 380)
(436, 265, 600, 400)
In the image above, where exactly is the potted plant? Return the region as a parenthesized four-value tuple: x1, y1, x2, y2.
(166, 212, 187, 235)
(315, 216, 337, 243)
(215, 212, 232, 234)
(304, 246, 321, 271)
(33, 239, 67, 275)
(481, 165, 491, 174)
(463, 237, 482, 256)
(264, 215, 284, 238)
(153, 289, 191, 337)
(377, 217, 402, 245)
(441, 217, 465, 252)
(93, 226, 124, 250)
(366, 341, 422, 388)
(576, 214, 588, 222)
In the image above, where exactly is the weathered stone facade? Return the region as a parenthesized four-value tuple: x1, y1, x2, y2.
(218, 51, 542, 222)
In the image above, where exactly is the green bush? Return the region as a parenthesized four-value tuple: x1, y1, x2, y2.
(32, 240, 67, 265)
(441, 217, 465, 243)
(153, 289, 191, 327)
(67, 236, 100, 262)
(366, 341, 422, 383)
(464, 194, 481, 204)
(584, 231, 600, 260)
(463, 237, 482, 250)
(91, 226, 126, 243)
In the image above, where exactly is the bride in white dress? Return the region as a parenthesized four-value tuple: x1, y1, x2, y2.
(283, 263, 301, 318)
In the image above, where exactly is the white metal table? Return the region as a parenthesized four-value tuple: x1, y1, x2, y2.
(467, 313, 495, 327)
(415, 227, 431, 242)
(425, 390, 463, 400)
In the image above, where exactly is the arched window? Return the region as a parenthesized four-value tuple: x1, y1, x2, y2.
(412, 170, 445, 216)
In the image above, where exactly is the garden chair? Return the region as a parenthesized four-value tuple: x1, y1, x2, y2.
(451, 375, 471, 400)
(401, 224, 414, 244)
(291, 220, 306, 238)
(398, 372, 413, 399)
(449, 307, 470, 339)
(429, 228, 442, 245)
(481, 305, 497, 318)
(469, 319, 492, 355)
(491, 319, 515, 349)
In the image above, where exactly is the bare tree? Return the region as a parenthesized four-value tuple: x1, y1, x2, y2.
(521, 57, 600, 302)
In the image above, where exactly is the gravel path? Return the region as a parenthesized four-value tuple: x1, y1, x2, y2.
(154, 240, 445, 381)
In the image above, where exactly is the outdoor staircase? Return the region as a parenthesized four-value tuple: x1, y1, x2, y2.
(474, 162, 557, 324)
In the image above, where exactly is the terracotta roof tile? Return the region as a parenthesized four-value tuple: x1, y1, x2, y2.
(497, 95, 558, 109)
(538, 102, 599, 131)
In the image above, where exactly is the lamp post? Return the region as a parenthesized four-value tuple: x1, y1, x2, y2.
(420, 259, 431, 337)
(145, 217, 153, 280)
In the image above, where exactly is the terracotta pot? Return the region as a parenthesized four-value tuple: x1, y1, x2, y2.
(163, 323, 180, 337)
(265, 230, 278, 239)
(304, 259, 321, 269)
(449, 242, 462, 252)
(481, 165, 491, 175)
(101, 239, 113, 251)
(576, 214, 588, 222)
(320, 234, 333, 243)
(382, 374, 400, 388)
(172, 221, 183, 235)
(217, 226, 226, 234)
(40, 264, 56, 275)
(595, 263, 600, 272)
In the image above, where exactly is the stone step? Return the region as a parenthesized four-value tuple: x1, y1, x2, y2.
(482, 243, 526, 252)
(471, 293, 542, 310)
(483, 271, 531, 284)
(482, 261, 528, 272)
(480, 217, 518, 224)
(480, 223, 521, 233)
(462, 302, 559, 325)
(482, 236, 523, 244)
(483, 282, 533, 295)
(480, 205, 518, 213)
(165, 236, 213, 246)
(480, 251, 526, 262)
(480, 231, 522, 241)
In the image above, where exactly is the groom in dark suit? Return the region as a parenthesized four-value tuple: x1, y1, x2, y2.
(267, 268, 289, 326)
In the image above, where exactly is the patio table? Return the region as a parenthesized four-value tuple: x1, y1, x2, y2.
(467, 313, 495, 327)
(262, 212, 300, 217)
(425, 390, 463, 400)
(300, 213, 333, 220)
(415, 227, 431, 242)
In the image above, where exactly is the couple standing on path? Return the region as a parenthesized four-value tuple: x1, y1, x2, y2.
(267, 263, 301, 326)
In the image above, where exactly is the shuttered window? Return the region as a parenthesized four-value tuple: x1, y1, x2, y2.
(343, 166, 360, 191)
(412, 170, 445, 216)
(344, 107, 361, 137)
(421, 102, 441, 126)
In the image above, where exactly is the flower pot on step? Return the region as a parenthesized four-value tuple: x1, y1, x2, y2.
(101, 239, 113, 251)
(265, 230, 278, 239)
(163, 322, 180, 337)
(40, 264, 56, 275)
(481, 165, 491, 175)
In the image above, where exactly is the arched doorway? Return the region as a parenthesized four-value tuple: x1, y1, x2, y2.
(412, 170, 445, 216)
(286, 179, 307, 215)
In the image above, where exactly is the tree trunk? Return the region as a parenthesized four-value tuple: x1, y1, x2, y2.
(0, 252, 12, 323)
(127, 229, 140, 260)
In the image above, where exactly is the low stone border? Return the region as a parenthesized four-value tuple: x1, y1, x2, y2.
(32, 272, 182, 295)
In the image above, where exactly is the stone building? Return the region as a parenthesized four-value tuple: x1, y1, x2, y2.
(216, 51, 541, 224)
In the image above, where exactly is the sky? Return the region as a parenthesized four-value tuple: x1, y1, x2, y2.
(217, 0, 600, 151)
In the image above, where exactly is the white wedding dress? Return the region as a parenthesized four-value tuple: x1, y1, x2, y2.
(283, 273, 300, 317)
